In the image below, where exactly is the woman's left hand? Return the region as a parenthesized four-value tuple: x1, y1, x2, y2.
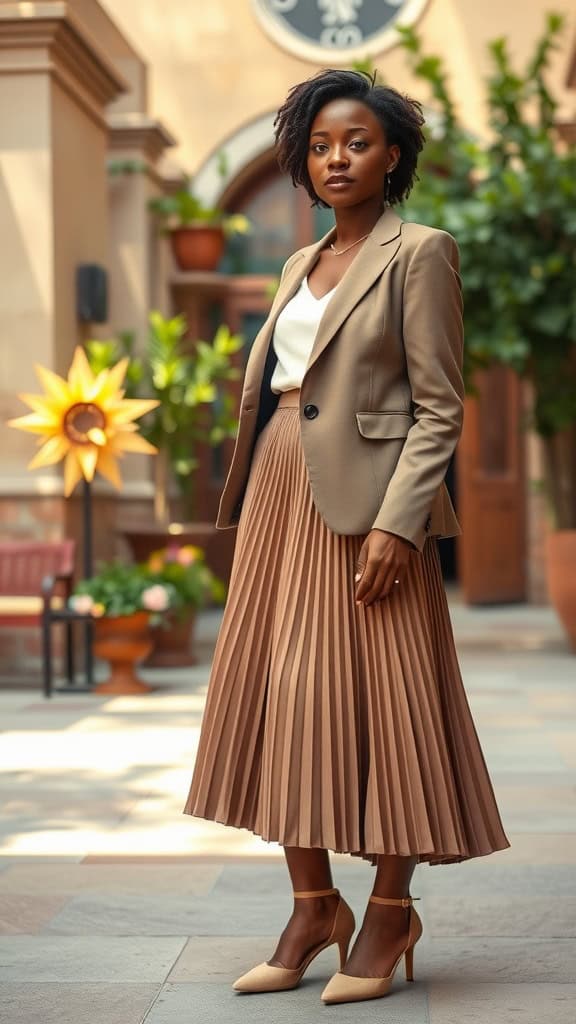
(354, 529, 412, 606)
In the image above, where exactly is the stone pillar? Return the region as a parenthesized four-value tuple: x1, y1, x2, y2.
(107, 115, 176, 342)
(98, 114, 176, 515)
(0, 4, 127, 538)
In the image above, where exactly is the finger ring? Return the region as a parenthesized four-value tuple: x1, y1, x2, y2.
(394, 579, 400, 584)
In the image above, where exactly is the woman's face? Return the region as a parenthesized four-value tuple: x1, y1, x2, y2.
(306, 97, 400, 209)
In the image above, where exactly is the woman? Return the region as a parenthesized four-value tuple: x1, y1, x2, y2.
(183, 69, 510, 1005)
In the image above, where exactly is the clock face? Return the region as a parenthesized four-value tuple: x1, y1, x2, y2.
(253, 0, 429, 61)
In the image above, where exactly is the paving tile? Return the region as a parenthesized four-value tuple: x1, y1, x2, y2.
(168, 937, 275, 982)
(0, 693, 45, 709)
(475, 735, 568, 774)
(422, 865, 576, 937)
(42, 863, 385, 937)
(489, 834, 576, 864)
(143, 979, 429, 1023)
(98, 694, 208, 714)
(0, 936, 186, 981)
(490, 772, 576, 787)
(550, 734, 576, 770)
(485, 785, 576, 833)
(421, 938, 576, 982)
(0, 712, 90, 731)
(0, 893, 69, 933)
(211, 861, 373, 901)
(527, 693, 576, 711)
(0, 982, 159, 1024)
(209, 861, 380, 920)
(0, 855, 84, 866)
(167, 936, 274, 982)
(0, 863, 221, 896)
(0, 727, 195, 771)
(428, 982, 576, 1024)
(0, 796, 136, 824)
(42, 890, 307, 937)
(472, 713, 542, 729)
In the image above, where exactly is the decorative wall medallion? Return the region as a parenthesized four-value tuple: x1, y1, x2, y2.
(252, 0, 430, 62)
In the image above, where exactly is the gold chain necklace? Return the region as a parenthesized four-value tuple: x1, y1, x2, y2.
(329, 232, 370, 256)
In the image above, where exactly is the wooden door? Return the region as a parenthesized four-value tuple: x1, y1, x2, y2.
(457, 365, 526, 603)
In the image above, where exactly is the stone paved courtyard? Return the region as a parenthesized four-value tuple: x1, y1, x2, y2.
(0, 598, 575, 1023)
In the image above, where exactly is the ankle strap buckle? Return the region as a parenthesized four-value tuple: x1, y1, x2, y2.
(369, 895, 421, 907)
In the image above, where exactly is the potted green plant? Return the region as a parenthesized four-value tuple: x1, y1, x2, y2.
(85, 320, 238, 666)
(397, 14, 576, 647)
(144, 543, 226, 666)
(70, 561, 175, 694)
(150, 152, 251, 271)
(86, 311, 244, 526)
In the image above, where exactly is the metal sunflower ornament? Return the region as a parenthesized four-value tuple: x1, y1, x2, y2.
(8, 346, 159, 494)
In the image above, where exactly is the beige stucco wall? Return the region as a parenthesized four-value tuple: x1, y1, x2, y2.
(101, 0, 576, 179)
(0, 72, 54, 478)
(51, 79, 110, 369)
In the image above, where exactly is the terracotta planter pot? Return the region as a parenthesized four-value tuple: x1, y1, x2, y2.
(545, 530, 576, 651)
(170, 225, 225, 271)
(93, 611, 153, 694)
(145, 607, 198, 668)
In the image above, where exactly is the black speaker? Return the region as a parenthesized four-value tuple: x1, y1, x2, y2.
(76, 264, 108, 323)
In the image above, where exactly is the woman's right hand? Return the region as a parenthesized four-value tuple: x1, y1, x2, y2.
(354, 529, 412, 606)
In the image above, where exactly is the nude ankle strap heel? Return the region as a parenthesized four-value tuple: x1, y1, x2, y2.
(232, 886, 356, 993)
(320, 895, 423, 1005)
(293, 886, 339, 898)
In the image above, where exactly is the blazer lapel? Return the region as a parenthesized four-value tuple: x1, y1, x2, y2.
(242, 223, 338, 396)
(306, 206, 403, 373)
(242, 206, 403, 397)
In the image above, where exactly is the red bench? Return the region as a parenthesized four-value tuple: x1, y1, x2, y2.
(0, 540, 76, 691)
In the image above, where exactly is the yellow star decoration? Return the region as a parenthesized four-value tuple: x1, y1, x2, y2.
(8, 346, 159, 495)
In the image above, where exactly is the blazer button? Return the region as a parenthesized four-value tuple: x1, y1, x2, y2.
(425, 514, 432, 531)
(303, 403, 319, 420)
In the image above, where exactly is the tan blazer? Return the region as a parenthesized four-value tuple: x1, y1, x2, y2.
(216, 206, 464, 552)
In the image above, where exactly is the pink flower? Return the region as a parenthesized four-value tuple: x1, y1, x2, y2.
(141, 584, 171, 612)
(164, 546, 179, 563)
(70, 594, 94, 615)
(176, 545, 199, 566)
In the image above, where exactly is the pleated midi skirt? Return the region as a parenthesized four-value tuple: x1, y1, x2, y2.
(183, 390, 510, 866)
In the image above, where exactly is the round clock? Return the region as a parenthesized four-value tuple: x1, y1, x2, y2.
(252, 0, 430, 62)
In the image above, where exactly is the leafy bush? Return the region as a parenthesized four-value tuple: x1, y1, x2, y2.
(397, 13, 576, 528)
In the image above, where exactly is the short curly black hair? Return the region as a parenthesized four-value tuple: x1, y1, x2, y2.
(273, 69, 425, 207)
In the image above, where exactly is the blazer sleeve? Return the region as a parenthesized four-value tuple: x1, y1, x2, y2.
(371, 230, 465, 549)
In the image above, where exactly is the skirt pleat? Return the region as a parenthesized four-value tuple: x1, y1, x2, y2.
(182, 397, 510, 865)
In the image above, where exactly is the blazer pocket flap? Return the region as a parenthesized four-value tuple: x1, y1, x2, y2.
(355, 411, 414, 439)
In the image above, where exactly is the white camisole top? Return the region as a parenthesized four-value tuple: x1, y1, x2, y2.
(270, 276, 337, 394)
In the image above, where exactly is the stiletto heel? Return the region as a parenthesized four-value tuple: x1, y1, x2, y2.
(404, 943, 414, 981)
(232, 886, 356, 993)
(321, 895, 423, 1005)
(338, 936, 350, 969)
